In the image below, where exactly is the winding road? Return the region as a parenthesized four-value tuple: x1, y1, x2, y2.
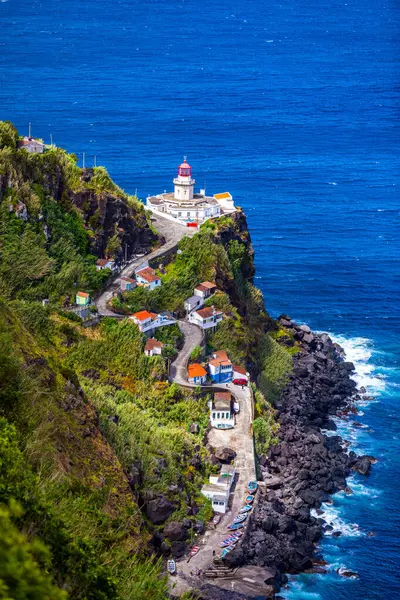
(96, 213, 196, 316)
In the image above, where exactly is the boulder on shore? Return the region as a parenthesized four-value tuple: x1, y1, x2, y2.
(214, 447, 237, 463)
(163, 521, 187, 542)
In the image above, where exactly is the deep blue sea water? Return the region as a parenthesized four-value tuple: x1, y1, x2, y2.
(1, 0, 399, 597)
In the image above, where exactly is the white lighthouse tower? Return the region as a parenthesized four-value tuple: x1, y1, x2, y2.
(173, 158, 195, 201)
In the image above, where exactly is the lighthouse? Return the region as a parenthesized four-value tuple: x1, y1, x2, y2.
(173, 158, 195, 201)
(146, 158, 235, 224)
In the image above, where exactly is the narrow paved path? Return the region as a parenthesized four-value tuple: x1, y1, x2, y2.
(170, 320, 203, 385)
(168, 321, 256, 597)
(96, 213, 196, 316)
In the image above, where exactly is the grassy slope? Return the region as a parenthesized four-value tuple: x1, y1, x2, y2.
(0, 300, 172, 599)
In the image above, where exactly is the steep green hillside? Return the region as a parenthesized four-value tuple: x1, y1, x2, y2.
(0, 121, 158, 302)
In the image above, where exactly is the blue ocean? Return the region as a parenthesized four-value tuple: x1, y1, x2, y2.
(1, 0, 399, 597)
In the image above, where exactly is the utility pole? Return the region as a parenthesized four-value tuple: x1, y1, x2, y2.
(125, 242, 128, 264)
(82, 152, 85, 169)
(28, 122, 31, 138)
(94, 155, 97, 167)
(50, 133, 53, 147)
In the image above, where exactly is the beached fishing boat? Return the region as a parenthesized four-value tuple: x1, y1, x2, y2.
(219, 537, 239, 547)
(189, 545, 200, 557)
(227, 521, 244, 531)
(212, 514, 221, 526)
(240, 504, 253, 513)
(233, 513, 247, 524)
(220, 547, 233, 558)
(247, 480, 258, 494)
(167, 559, 176, 574)
(245, 494, 254, 504)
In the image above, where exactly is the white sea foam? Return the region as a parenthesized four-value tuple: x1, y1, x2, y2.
(329, 334, 385, 393)
(312, 502, 364, 538)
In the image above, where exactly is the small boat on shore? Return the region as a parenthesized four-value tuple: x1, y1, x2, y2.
(219, 537, 239, 548)
(220, 546, 234, 558)
(247, 480, 258, 494)
(233, 513, 247, 524)
(189, 545, 200, 557)
(219, 532, 242, 546)
(245, 494, 255, 504)
(240, 504, 253, 513)
(167, 559, 176, 575)
(227, 522, 244, 531)
(212, 514, 221, 526)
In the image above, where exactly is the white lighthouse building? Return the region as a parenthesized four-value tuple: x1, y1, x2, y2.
(146, 159, 235, 225)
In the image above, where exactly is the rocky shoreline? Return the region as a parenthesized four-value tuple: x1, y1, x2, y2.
(225, 316, 375, 597)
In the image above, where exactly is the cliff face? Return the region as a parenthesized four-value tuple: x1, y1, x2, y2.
(0, 140, 158, 266)
(71, 173, 158, 261)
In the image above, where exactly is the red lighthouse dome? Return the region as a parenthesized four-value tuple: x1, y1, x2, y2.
(178, 158, 192, 177)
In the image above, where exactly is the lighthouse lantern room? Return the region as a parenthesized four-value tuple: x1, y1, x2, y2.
(173, 157, 195, 201)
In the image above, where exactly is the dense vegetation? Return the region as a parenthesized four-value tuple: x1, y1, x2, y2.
(0, 121, 295, 599)
(0, 121, 153, 303)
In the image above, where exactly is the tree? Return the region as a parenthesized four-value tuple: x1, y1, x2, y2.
(0, 503, 68, 600)
(105, 234, 121, 259)
(0, 121, 19, 150)
(189, 345, 203, 361)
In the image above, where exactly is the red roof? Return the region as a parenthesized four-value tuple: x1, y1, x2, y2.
(195, 281, 216, 293)
(121, 276, 136, 283)
(213, 350, 229, 361)
(209, 351, 231, 367)
(136, 267, 160, 283)
(188, 363, 207, 378)
(96, 258, 108, 266)
(19, 137, 44, 146)
(77, 291, 89, 298)
(195, 306, 222, 319)
(214, 392, 231, 402)
(132, 310, 154, 322)
(233, 364, 247, 376)
(179, 158, 192, 169)
(145, 338, 163, 352)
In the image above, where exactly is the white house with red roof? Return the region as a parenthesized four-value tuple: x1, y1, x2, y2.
(194, 281, 217, 299)
(208, 350, 233, 383)
(135, 266, 161, 291)
(96, 258, 115, 271)
(187, 363, 207, 385)
(146, 159, 236, 225)
(144, 338, 163, 356)
(209, 392, 235, 429)
(120, 276, 136, 292)
(189, 305, 223, 330)
(130, 310, 176, 334)
(18, 136, 45, 154)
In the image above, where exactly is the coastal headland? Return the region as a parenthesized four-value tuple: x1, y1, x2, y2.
(0, 123, 375, 600)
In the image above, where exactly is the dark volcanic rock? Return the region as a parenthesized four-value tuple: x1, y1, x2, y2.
(240, 322, 372, 589)
(351, 455, 372, 475)
(163, 521, 187, 541)
(214, 447, 237, 463)
(145, 494, 175, 524)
